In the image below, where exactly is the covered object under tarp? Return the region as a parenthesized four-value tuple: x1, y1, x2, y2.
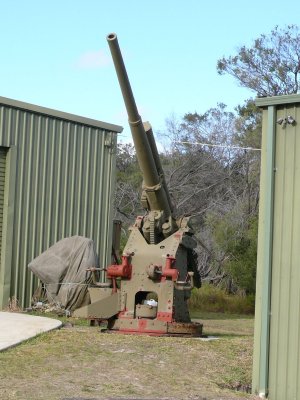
(28, 236, 98, 311)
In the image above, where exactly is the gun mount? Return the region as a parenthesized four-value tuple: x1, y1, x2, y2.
(74, 33, 202, 336)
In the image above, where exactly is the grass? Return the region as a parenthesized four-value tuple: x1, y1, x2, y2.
(1, 285, 257, 399)
(0, 311, 256, 400)
(193, 313, 254, 337)
(26, 309, 91, 326)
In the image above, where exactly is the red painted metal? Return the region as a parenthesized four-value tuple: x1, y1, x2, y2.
(157, 311, 173, 322)
(138, 319, 148, 330)
(162, 255, 178, 281)
(109, 319, 203, 337)
(119, 318, 166, 335)
(107, 255, 132, 279)
(117, 330, 167, 336)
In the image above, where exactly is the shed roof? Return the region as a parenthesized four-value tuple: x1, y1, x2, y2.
(256, 93, 300, 107)
(0, 96, 123, 133)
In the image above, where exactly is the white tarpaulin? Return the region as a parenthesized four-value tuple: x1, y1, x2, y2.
(28, 236, 98, 311)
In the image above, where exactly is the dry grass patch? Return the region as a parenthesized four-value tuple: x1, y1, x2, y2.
(191, 312, 254, 337)
(0, 316, 256, 400)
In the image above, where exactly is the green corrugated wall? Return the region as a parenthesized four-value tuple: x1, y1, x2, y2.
(0, 97, 121, 308)
(0, 148, 7, 271)
(253, 95, 300, 399)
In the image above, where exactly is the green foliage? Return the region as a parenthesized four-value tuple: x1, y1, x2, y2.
(234, 99, 262, 150)
(207, 211, 258, 294)
(189, 284, 255, 314)
(116, 143, 142, 187)
(115, 143, 143, 223)
(161, 103, 261, 293)
(217, 25, 300, 96)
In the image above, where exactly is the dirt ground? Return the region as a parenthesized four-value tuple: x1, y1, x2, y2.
(0, 316, 258, 400)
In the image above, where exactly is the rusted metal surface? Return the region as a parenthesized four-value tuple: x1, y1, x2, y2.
(167, 321, 203, 336)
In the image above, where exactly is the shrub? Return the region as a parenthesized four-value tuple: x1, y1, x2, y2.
(189, 283, 255, 314)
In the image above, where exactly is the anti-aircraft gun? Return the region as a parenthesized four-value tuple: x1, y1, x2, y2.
(74, 33, 202, 336)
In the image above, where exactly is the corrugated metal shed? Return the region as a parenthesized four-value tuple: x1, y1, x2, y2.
(0, 96, 122, 308)
(253, 94, 300, 399)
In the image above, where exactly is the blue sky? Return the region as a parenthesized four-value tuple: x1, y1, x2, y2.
(1, 0, 300, 142)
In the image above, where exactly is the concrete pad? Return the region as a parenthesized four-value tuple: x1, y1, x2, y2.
(0, 312, 62, 351)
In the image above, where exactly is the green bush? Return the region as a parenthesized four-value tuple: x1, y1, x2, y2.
(189, 283, 255, 315)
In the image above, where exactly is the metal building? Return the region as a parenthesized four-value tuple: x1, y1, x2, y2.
(253, 94, 300, 399)
(0, 96, 122, 309)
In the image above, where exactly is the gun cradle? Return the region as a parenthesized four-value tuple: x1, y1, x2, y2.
(74, 222, 202, 336)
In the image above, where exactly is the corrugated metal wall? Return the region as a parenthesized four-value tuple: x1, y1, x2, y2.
(0, 98, 120, 308)
(0, 148, 7, 268)
(253, 95, 300, 399)
(268, 103, 300, 400)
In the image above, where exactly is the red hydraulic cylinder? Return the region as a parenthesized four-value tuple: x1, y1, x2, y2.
(107, 255, 132, 279)
(162, 256, 178, 281)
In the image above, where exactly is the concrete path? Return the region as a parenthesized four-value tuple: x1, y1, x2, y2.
(0, 311, 62, 351)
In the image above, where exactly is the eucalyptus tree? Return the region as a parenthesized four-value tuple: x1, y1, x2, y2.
(217, 25, 300, 96)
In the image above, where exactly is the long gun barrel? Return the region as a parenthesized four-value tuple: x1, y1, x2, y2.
(107, 33, 173, 218)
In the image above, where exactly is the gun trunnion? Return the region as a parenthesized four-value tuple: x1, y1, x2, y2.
(74, 33, 202, 336)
